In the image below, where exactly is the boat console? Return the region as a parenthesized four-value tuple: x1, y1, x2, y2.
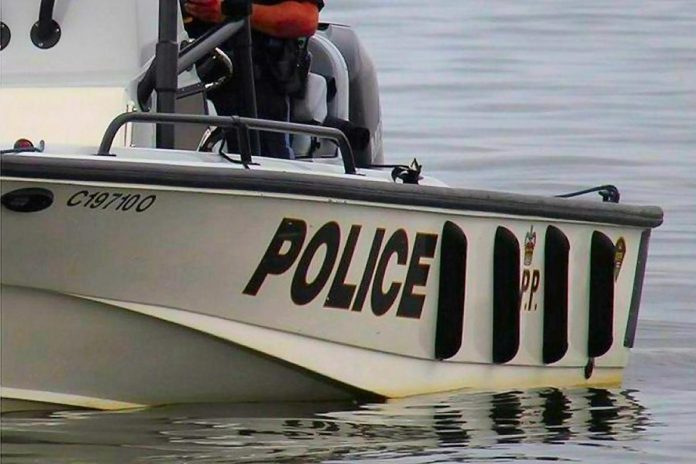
(0, 0, 382, 167)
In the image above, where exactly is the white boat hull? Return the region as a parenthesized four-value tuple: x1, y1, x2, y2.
(0, 154, 661, 410)
(0, 0, 662, 412)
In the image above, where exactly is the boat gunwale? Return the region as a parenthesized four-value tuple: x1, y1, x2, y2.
(0, 154, 664, 228)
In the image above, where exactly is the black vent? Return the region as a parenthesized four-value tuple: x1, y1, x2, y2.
(543, 226, 570, 364)
(435, 221, 468, 360)
(1, 188, 54, 213)
(588, 232, 615, 358)
(493, 227, 520, 364)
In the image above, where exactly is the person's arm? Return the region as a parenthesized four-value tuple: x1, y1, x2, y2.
(184, 0, 225, 23)
(185, 0, 320, 38)
(252, 1, 319, 38)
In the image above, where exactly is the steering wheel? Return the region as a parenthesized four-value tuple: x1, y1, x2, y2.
(194, 46, 234, 92)
(138, 20, 241, 111)
(197, 127, 226, 152)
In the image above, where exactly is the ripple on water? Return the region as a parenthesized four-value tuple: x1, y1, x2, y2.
(0, 388, 676, 463)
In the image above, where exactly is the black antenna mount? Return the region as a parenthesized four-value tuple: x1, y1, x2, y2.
(31, 0, 61, 49)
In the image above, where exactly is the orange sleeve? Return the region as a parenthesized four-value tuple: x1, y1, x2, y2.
(251, 1, 319, 39)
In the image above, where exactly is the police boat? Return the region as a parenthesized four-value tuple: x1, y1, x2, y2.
(0, 0, 663, 412)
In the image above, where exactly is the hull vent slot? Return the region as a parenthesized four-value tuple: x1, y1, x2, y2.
(588, 231, 615, 358)
(543, 226, 570, 364)
(435, 221, 468, 360)
(493, 227, 520, 364)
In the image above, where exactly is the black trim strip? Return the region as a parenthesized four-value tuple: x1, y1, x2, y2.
(0, 154, 664, 228)
(624, 230, 651, 348)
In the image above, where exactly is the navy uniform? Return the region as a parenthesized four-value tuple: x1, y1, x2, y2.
(186, 0, 325, 158)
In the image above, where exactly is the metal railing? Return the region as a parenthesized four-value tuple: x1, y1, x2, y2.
(97, 112, 357, 175)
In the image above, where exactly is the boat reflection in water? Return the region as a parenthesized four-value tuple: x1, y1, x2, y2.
(1, 388, 651, 462)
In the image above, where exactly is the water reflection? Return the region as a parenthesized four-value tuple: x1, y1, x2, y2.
(1, 388, 652, 463)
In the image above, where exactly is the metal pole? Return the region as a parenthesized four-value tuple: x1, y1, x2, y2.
(232, 17, 261, 156)
(155, 0, 179, 149)
(37, 0, 56, 39)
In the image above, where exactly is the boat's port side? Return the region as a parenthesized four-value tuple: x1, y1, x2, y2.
(0, 173, 656, 400)
(0, 285, 361, 408)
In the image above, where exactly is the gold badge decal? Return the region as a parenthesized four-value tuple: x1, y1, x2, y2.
(614, 237, 627, 281)
(524, 226, 537, 267)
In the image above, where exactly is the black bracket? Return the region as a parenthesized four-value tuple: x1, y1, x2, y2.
(556, 184, 620, 204)
(391, 159, 422, 184)
(0, 140, 46, 155)
(584, 358, 595, 379)
(31, 0, 61, 49)
(0, 22, 11, 51)
(31, 19, 61, 49)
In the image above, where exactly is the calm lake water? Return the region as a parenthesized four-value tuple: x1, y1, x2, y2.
(2, 1, 695, 462)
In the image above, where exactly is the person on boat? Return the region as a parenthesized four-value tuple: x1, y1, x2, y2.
(184, 0, 325, 159)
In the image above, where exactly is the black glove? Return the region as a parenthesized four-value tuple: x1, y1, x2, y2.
(221, 0, 252, 21)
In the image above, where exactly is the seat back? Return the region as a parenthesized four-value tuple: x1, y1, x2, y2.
(292, 73, 328, 124)
(291, 33, 351, 158)
(307, 33, 350, 122)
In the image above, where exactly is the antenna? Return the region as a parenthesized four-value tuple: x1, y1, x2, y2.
(155, 0, 180, 149)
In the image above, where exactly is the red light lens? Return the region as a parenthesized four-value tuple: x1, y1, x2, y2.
(14, 138, 34, 149)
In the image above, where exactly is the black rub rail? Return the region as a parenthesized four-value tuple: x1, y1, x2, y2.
(97, 112, 357, 175)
